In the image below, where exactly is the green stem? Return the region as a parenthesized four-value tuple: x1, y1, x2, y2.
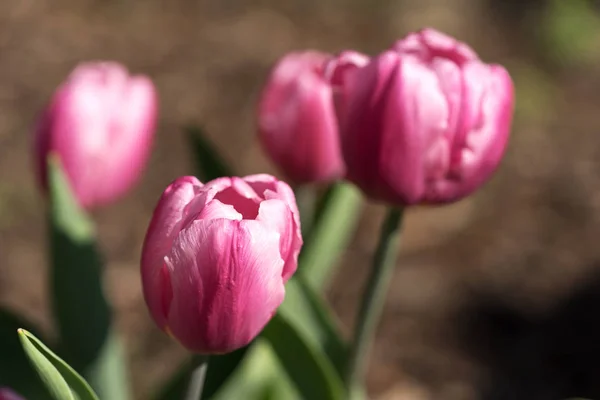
(345, 208, 404, 391)
(185, 355, 209, 400)
(295, 185, 317, 237)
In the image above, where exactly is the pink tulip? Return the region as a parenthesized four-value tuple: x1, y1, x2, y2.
(258, 51, 367, 184)
(340, 28, 514, 205)
(34, 61, 158, 209)
(141, 174, 302, 354)
(0, 388, 25, 400)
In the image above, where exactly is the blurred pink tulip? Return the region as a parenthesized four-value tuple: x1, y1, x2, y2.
(341, 28, 514, 205)
(34, 61, 158, 209)
(258, 50, 367, 184)
(0, 388, 25, 400)
(141, 174, 302, 354)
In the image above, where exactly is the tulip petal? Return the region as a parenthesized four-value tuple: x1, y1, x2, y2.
(212, 177, 262, 219)
(165, 219, 285, 354)
(245, 175, 302, 279)
(324, 51, 370, 87)
(341, 51, 399, 199)
(393, 28, 479, 64)
(443, 63, 513, 200)
(196, 199, 242, 221)
(141, 176, 202, 329)
(256, 199, 297, 281)
(380, 55, 449, 204)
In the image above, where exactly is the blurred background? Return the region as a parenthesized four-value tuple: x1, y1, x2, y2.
(3, 0, 600, 399)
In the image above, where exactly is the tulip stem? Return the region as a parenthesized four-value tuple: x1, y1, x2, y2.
(345, 207, 404, 392)
(295, 185, 317, 237)
(185, 355, 209, 400)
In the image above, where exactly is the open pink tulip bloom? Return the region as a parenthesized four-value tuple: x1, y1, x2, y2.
(258, 51, 368, 184)
(34, 61, 157, 209)
(0, 388, 25, 400)
(341, 28, 514, 205)
(141, 174, 302, 354)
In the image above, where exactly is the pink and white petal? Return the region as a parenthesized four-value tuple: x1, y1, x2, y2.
(141, 176, 201, 328)
(93, 74, 158, 207)
(244, 175, 300, 220)
(256, 199, 298, 281)
(379, 56, 448, 204)
(166, 218, 284, 353)
(242, 174, 279, 198)
(196, 199, 242, 221)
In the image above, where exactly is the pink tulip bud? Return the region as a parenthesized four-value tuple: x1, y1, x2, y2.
(257, 50, 367, 184)
(141, 174, 302, 354)
(0, 388, 25, 400)
(341, 28, 514, 205)
(34, 61, 158, 209)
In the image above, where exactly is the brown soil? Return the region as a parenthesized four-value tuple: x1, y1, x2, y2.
(3, 1, 600, 399)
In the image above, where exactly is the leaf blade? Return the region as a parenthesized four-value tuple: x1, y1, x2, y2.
(279, 276, 347, 376)
(0, 309, 52, 399)
(261, 313, 344, 400)
(47, 156, 130, 400)
(18, 329, 99, 400)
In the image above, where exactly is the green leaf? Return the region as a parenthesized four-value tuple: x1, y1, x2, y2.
(294, 186, 318, 238)
(47, 155, 107, 365)
(0, 309, 52, 399)
(85, 332, 131, 400)
(18, 329, 99, 400)
(211, 340, 298, 400)
(47, 156, 130, 400)
(186, 125, 234, 181)
(202, 346, 250, 399)
(299, 182, 362, 290)
(262, 313, 344, 400)
(279, 276, 347, 376)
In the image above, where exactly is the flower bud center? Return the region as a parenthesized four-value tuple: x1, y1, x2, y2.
(214, 187, 260, 219)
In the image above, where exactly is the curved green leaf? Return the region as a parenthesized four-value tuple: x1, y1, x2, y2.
(47, 156, 130, 400)
(18, 329, 99, 400)
(211, 340, 298, 400)
(0, 309, 51, 399)
(201, 346, 250, 399)
(262, 314, 344, 400)
(279, 277, 347, 376)
(47, 155, 108, 368)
